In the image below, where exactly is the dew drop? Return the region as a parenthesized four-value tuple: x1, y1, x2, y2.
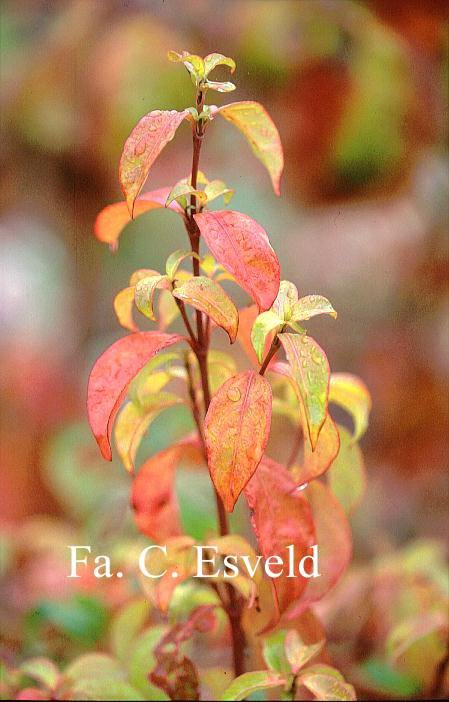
(227, 387, 241, 402)
(295, 482, 309, 492)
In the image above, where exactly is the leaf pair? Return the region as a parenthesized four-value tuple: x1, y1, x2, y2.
(222, 629, 355, 700)
(168, 50, 236, 93)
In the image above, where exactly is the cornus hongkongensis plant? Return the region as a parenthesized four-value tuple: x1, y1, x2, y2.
(88, 50, 371, 701)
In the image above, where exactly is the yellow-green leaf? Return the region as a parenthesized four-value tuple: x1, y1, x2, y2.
(217, 101, 284, 195)
(298, 664, 356, 701)
(113, 287, 138, 332)
(167, 50, 205, 79)
(114, 394, 181, 472)
(173, 276, 238, 343)
(158, 290, 181, 331)
(135, 275, 171, 321)
(251, 310, 283, 364)
(204, 53, 236, 77)
(284, 632, 324, 674)
(166, 182, 207, 210)
(204, 179, 234, 205)
(292, 295, 337, 322)
(221, 671, 287, 701)
(204, 371, 272, 512)
(327, 425, 366, 513)
(165, 250, 201, 281)
(329, 372, 371, 443)
(119, 110, 189, 216)
(272, 280, 299, 320)
(279, 333, 330, 450)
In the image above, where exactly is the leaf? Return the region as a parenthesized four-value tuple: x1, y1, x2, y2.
(292, 295, 337, 322)
(204, 371, 272, 511)
(114, 394, 181, 472)
(298, 665, 356, 701)
(284, 632, 324, 674)
(119, 110, 189, 216)
(166, 250, 201, 280)
(237, 304, 261, 367)
(128, 352, 182, 405)
(272, 280, 299, 320)
(285, 481, 352, 619)
(263, 630, 291, 674)
(131, 436, 201, 542)
(244, 457, 316, 621)
(65, 653, 124, 684)
(251, 310, 283, 363)
(206, 80, 236, 93)
(329, 373, 371, 443)
(294, 411, 340, 486)
(204, 179, 234, 205)
(220, 671, 287, 701)
(150, 606, 216, 701)
(174, 276, 239, 343)
(194, 210, 280, 311)
(279, 333, 330, 450)
(72, 679, 146, 701)
(87, 332, 184, 460)
(166, 182, 207, 210)
(167, 50, 205, 79)
(327, 425, 366, 513)
(131, 445, 183, 542)
(158, 289, 181, 330)
(114, 287, 138, 332)
(207, 350, 237, 395)
(217, 101, 284, 195)
(109, 598, 151, 664)
(127, 626, 169, 700)
(134, 275, 172, 321)
(212, 535, 262, 585)
(204, 53, 236, 76)
(19, 658, 60, 691)
(94, 188, 182, 251)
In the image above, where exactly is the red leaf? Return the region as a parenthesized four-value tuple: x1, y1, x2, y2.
(94, 188, 183, 251)
(285, 481, 352, 619)
(131, 435, 201, 541)
(194, 210, 280, 312)
(244, 457, 316, 622)
(87, 332, 184, 461)
(119, 110, 190, 216)
(204, 371, 272, 512)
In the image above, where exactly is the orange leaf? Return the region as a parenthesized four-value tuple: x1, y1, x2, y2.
(131, 436, 200, 542)
(295, 412, 340, 485)
(285, 481, 352, 620)
(217, 101, 284, 195)
(94, 188, 182, 251)
(237, 304, 261, 367)
(194, 210, 280, 312)
(244, 457, 316, 622)
(87, 332, 184, 461)
(119, 110, 190, 216)
(204, 371, 272, 512)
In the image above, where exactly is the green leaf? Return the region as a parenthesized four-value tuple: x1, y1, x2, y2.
(272, 280, 299, 320)
(298, 665, 356, 701)
(327, 425, 366, 513)
(166, 250, 201, 280)
(30, 595, 107, 646)
(166, 182, 207, 210)
(217, 101, 284, 195)
(65, 653, 124, 684)
(284, 632, 324, 674)
(128, 351, 182, 404)
(19, 658, 60, 691)
(358, 657, 421, 697)
(251, 310, 283, 363)
(291, 295, 337, 322)
(221, 671, 287, 700)
(329, 373, 371, 443)
(263, 630, 291, 674)
(134, 275, 171, 321)
(173, 276, 239, 343)
(127, 626, 169, 700)
(71, 679, 145, 701)
(279, 333, 330, 450)
(109, 598, 151, 664)
(204, 53, 236, 77)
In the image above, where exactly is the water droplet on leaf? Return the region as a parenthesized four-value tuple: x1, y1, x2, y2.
(227, 387, 241, 402)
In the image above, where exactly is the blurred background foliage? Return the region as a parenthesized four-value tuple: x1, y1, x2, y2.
(0, 0, 448, 699)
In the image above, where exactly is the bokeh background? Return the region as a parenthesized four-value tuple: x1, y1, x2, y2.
(1, 1, 448, 699)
